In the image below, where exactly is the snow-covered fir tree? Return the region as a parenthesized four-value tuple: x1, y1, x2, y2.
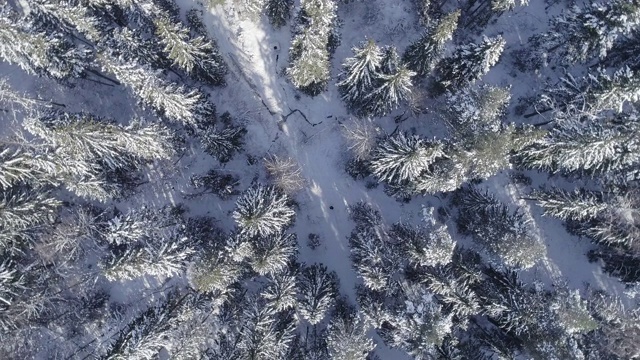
(438, 36, 505, 89)
(403, 10, 460, 76)
(154, 15, 204, 72)
(337, 40, 383, 110)
(491, 0, 528, 12)
(0, 260, 25, 331)
(232, 184, 295, 237)
(365, 62, 416, 117)
(101, 238, 194, 281)
(262, 272, 297, 312)
(390, 219, 455, 268)
(532, 0, 640, 64)
(537, 67, 640, 122)
(348, 202, 399, 291)
(98, 54, 215, 125)
(454, 186, 545, 269)
(238, 297, 296, 359)
(520, 114, 640, 177)
(422, 266, 481, 324)
(249, 231, 296, 276)
(326, 314, 376, 360)
(533, 188, 608, 221)
(297, 263, 338, 324)
(0, 7, 88, 80)
(103, 291, 189, 359)
(552, 287, 598, 335)
(154, 14, 226, 85)
(100, 27, 169, 68)
(265, 0, 293, 28)
(104, 207, 179, 246)
(0, 186, 60, 232)
(412, 123, 542, 195)
(0, 78, 54, 112)
(189, 250, 243, 293)
(22, 0, 104, 42)
(24, 112, 174, 171)
(264, 155, 305, 195)
(380, 282, 453, 359)
(200, 125, 247, 163)
(534, 187, 640, 249)
(349, 226, 397, 291)
(340, 117, 380, 161)
(443, 85, 511, 137)
(369, 132, 444, 185)
(287, 0, 337, 95)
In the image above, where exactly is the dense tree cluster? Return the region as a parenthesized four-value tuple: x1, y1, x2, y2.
(1, 0, 639, 358)
(287, 0, 338, 95)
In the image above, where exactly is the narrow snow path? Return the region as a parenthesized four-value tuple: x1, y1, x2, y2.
(198, 4, 365, 301)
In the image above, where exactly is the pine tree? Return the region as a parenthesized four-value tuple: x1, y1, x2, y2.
(533, 188, 608, 221)
(103, 291, 189, 359)
(443, 85, 510, 137)
(0, 186, 60, 231)
(326, 314, 376, 360)
(340, 117, 380, 161)
(520, 115, 640, 176)
(200, 125, 247, 163)
(249, 232, 297, 276)
(287, 0, 337, 95)
(0, 8, 88, 80)
(265, 0, 293, 28)
(24, 112, 175, 171)
(391, 220, 456, 268)
(297, 263, 338, 324)
(403, 10, 460, 76)
(454, 186, 545, 269)
(189, 250, 242, 293)
(533, 0, 640, 64)
(491, 0, 528, 12)
(262, 272, 297, 312)
(233, 185, 295, 237)
(438, 36, 505, 89)
(154, 15, 226, 85)
(337, 40, 383, 109)
(369, 132, 444, 184)
(422, 267, 481, 323)
(102, 238, 194, 281)
(188, 169, 240, 200)
(604, 29, 640, 71)
(238, 298, 296, 359)
(98, 54, 215, 125)
(365, 63, 416, 117)
(381, 282, 453, 359)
